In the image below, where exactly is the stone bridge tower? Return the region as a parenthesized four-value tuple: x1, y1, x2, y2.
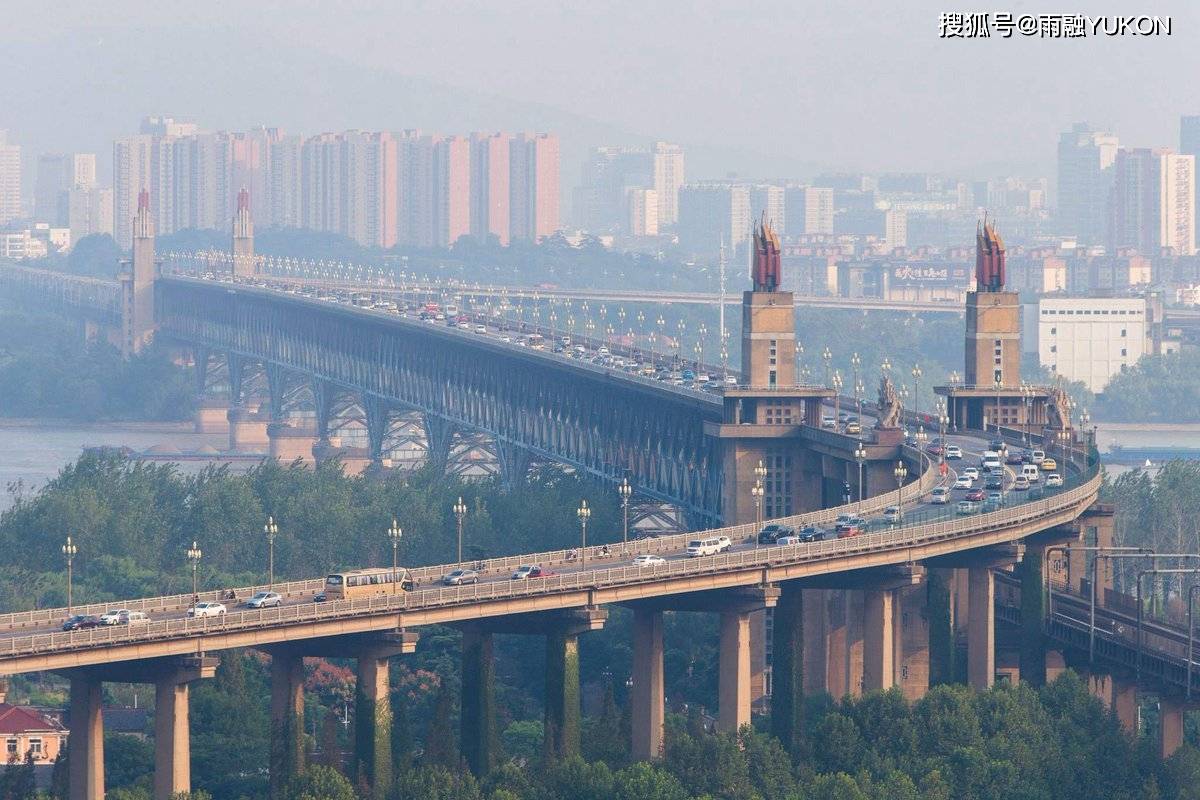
(232, 188, 255, 278)
(119, 188, 157, 357)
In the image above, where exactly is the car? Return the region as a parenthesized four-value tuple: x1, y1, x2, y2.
(99, 609, 132, 625)
(724, 375, 738, 386)
(989, 439, 1007, 452)
(188, 601, 226, 618)
(987, 490, 1005, 505)
(1012, 476, 1030, 491)
(957, 500, 980, 515)
(511, 565, 554, 579)
(797, 525, 829, 542)
(313, 592, 327, 603)
(246, 591, 283, 608)
(931, 486, 951, 504)
(457, 321, 471, 330)
(953, 476, 973, 490)
(844, 421, 863, 435)
(474, 325, 487, 334)
(443, 569, 480, 585)
(1040, 457, 1058, 471)
(926, 442, 944, 456)
(1045, 473, 1064, 487)
(758, 523, 795, 545)
(945, 445, 963, 459)
(985, 475, 1004, 490)
(61, 614, 101, 631)
(1006, 453, 1025, 465)
(838, 411, 850, 423)
(821, 416, 837, 429)
(965, 488, 986, 502)
(882, 505, 902, 524)
(510, 565, 537, 579)
(687, 535, 732, 556)
(834, 513, 857, 527)
(836, 522, 864, 538)
(963, 466, 980, 480)
(1031, 449, 1046, 462)
(632, 554, 667, 567)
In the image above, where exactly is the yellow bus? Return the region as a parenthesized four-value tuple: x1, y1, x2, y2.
(323, 567, 414, 600)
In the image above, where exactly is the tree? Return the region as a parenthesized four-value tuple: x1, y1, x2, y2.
(423, 681, 458, 769)
(389, 765, 481, 800)
(284, 764, 358, 800)
(49, 749, 68, 799)
(319, 708, 343, 772)
(611, 762, 689, 800)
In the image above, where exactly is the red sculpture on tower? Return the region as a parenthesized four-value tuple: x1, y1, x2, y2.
(751, 214, 782, 292)
(137, 187, 150, 213)
(237, 187, 250, 213)
(975, 217, 1006, 291)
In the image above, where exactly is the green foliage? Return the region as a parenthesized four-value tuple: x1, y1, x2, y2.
(0, 311, 194, 421)
(499, 720, 542, 765)
(1096, 350, 1200, 422)
(390, 765, 481, 800)
(103, 733, 153, 792)
(284, 765, 358, 800)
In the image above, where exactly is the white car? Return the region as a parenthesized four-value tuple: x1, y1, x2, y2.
(474, 324, 487, 334)
(632, 554, 667, 566)
(776, 534, 804, 545)
(245, 591, 283, 609)
(963, 467, 980, 480)
(1045, 473, 1064, 487)
(882, 506, 902, 524)
(188, 602, 226, 619)
(945, 445, 963, 459)
(953, 475, 973, 489)
(930, 487, 950, 504)
(100, 609, 132, 625)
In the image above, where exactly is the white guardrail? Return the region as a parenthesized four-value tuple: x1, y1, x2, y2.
(0, 470, 1100, 660)
(0, 444, 939, 632)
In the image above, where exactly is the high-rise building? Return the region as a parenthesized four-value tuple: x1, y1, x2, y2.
(626, 187, 658, 237)
(301, 132, 343, 235)
(510, 133, 559, 241)
(433, 136, 471, 247)
(651, 141, 684, 226)
(72, 154, 97, 190)
(1057, 122, 1119, 245)
(0, 131, 21, 226)
(68, 186, 114, 244)
(1110, 148, 1196, 256)
(35, 154, 72, 224)
(748, 185, 785, 233)
(678, 183, 751, 257)
(470, 132, 511, 245)
(784, 186, 834, 235)
(113, 134, 154, 247)
(396, 131, 436, 247)
(1180, 116, 1200, 233)
(269, 133, 303, 229)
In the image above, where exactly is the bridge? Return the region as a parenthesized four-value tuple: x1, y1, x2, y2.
(0, 210, 1173, 800)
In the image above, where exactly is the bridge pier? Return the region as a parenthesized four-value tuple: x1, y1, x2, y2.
(228, 404, 270, 453)
(460, 625, 498, 775)
(269, 652, 306, 800)
(495, 438, 532, 491)
(770, 582, 804, 754)
(268, 421, 318, 465)
(424, 415, 457, 473)
(354, 633, 419, 799)
(631, 607, 665, 761)
(863, 589, 895, 693)
(153, 678, 191, 800)
(67, 674, 103, 800)
(968, 567, 996, 691)
(719, 611, 752, 733)
(1159, 698, 1187, 759)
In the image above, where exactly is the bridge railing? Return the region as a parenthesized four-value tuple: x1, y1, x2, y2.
(0, 469, 1101, 662)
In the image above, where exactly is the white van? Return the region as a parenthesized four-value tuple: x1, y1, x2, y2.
(1021, 464, 1040, 483)
(686, 536, 731, 557)
(930, 486, 950, 504)
(981, 451, 1001, 470)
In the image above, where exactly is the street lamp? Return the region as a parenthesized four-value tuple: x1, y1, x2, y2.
(850, 353, 861, 415)
(936, 398, 948, 465)
(264, 515, 279, 591)
(949, 370, 962, 430)
(618, 477, 632, 547)
(854, 444, 867, 511)
(387, 518, 403, 594)
(822, 346, 833, 387)
(993, 377, 1003, 434)
(577, 500, 592, 569)
(655, 315, 665, 364)
(753, 459, 768, 536)
(453, 497, 468, 564)
(881, 356, 892, 376)
(911, 364, 923, 415)
(832, 371, 843, 424)
(186, 540, 203, 605)
(893, 461, 908, 521)
(62, 536, 78, 614)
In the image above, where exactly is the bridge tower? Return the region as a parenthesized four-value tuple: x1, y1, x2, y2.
(708, 218, 831, 524)
(232, 187, 255, 278)
(118, 188, 157, 357)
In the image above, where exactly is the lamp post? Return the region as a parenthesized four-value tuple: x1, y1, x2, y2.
(62, 536, 78, 615)
(854, 444, 867, 512)
(832, 371, 843, 424)
(655, 315, 665, 366)
(453, 496, 468, 564)
(822, 346, 832, 387)
(387, 518, 403, 594)
(263, 515, 279, 591)
(915, 426, 928, 476)
(577, 500, 591, 569)
(893, 460, 908, 521)
(911, 364, 923, 416)
(186, 541, 203, 605)
(850, 352, 861, 407)
(949, 370, 961, 431)
(993, 377, 1003, 435)
(936, 399, 948, 467)
(1020, 383, 1032, 445)
(618, 477, 632, 548)
(753, 459, 768, 537)
(881, 356, 891, 376)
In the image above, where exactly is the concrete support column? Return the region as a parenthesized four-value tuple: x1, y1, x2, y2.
(1019, 544, 1047, 686)
(801, 588, 827, 696)
(771, 583, 804, 754)
(631, 607, 665, 760)
(825, 591, 848, 698)
(68, 675, 104, 800)
(153, 680, 190, 800)
(544, 631, 582, 759)
(1113, 681, 1138, 736)
(863, 589, 895, 693)
(1160, 699, 1185, 759)
(845, 590, 865, 697)
(718, 611, 751, 733)
(967, 567, 995, 691)
(269, 653, 306, 800)
(1044, 649, 1067, 683)
(927, 568, 955, 686)
(898, 584, 930, 700)
(354, 652, 393, 799)
(461, 626, 497, 775)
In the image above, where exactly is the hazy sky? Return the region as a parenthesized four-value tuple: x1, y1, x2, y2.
(4, 0, 1200, 179)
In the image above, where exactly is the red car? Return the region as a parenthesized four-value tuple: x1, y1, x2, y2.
(836, 523, 863, 538)
(965, 488, 986, 502)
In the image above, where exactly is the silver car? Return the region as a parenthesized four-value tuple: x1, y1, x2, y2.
(442, 569, 479, 586)
(246, 591, 282, 609)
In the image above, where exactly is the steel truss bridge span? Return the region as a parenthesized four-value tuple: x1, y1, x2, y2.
(157, 277, 725, 522)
